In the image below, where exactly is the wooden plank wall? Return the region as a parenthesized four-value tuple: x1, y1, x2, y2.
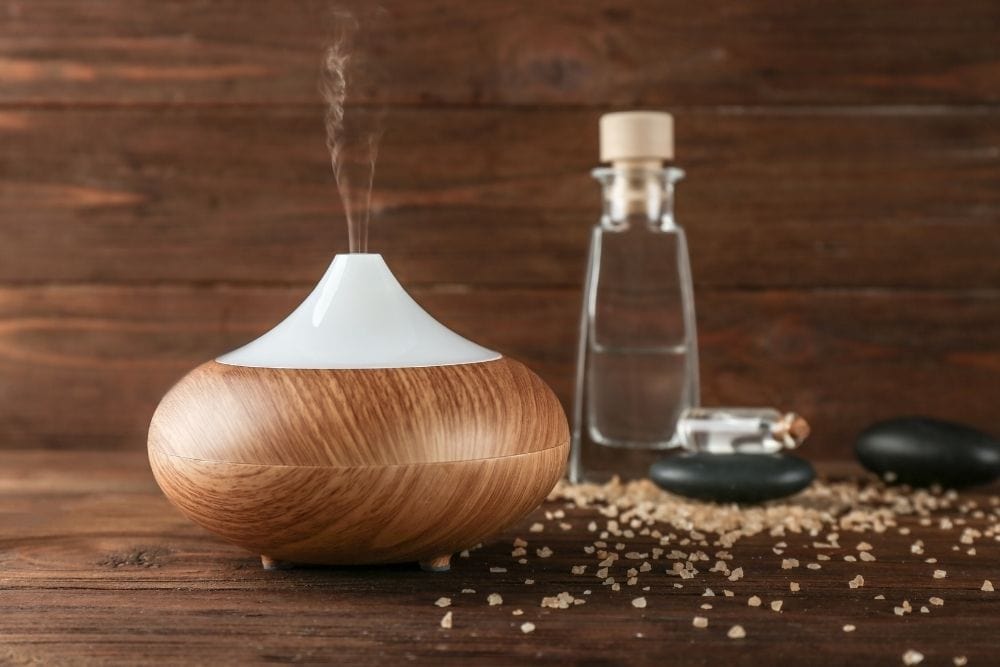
(1, 0, 998, 456)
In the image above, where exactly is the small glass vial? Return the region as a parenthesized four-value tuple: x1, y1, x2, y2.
(674, 407, 811, 454)
(569, 112, 699, 483)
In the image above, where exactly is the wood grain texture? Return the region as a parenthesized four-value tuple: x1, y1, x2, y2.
(2, 108, 998, 289)
(1, 0, 999, 463)
(149, 359, 569, 465)
(150, 445, 567, 566)
(148, 358, 569, 565)
(4, 451, 1000, 665)
(3, 0, 999, 106)
(2, 284, 998, 458)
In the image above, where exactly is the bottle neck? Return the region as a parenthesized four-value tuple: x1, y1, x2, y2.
(592, 164, 684, 231)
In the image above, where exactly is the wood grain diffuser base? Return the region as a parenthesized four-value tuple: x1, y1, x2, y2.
(148, 254, 569, 571)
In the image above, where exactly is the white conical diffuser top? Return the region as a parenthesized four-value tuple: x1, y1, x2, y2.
(218, 254, 500, 369)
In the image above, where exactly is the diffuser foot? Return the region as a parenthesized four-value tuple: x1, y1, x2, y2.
(260, 555, 294, 571)
(419, 554, 452, 573)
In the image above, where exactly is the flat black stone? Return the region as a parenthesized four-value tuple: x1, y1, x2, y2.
(648, 452, 815, 503)
(855, 417, 1000, 488)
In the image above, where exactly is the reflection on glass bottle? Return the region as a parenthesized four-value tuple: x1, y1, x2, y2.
(569, 112, 699, 483)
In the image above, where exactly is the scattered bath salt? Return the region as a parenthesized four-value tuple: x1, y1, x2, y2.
(537, 546, 554, 558)
(692, 616, 708, 628)
(488, 593, 503, 606)
(933, 570, 947, 579)
(524, 579, 535, 585)
(953, 657, 968, 666)
(894, 606, 906, 616)
(817, 554, 831, 561)
(520, 622, 535, 634)
(875, 594, 885, 600)
(490, 567, 507, 573)
(790, 582, 800, 592)
(807, 563, 822, 570)
(511, 547, 526, 557)
(857, 542, 873, 551)
(902, 649, 924, 665)
(782, 559, 800, 570)
(459, 550, 470, 558)
(559, 522, 572, 531)
(639, 562, 652, 573)
(748, 595, 762, 607)
(512, 609, 523, 616)
(541, 592, 578, 609)
(723, 590, 735, 597)
(771, 600, 783, 612)
(703, 588, 715, 597)
(843, 624, 856, 632)
(571, 565, 587, 575)
(849, 575, 865, 589)
(461, 588, 475, 594)
(982, 579, 994, 592)
(435, 597, 451, 608)
(518, 558, 527, 565)
(611, 583, 621, 591)
(587, 521, 597, 532)
(627, 577, 637, 586)
(920, 606, 929, 613)
(529, 523, 544, 533)
(700, 603, 712, 610)
(859, 551, 876, 562)
(632, 597, 647, 609)
(844, 555, 857, 562)
(440, 611, 452, 629)
(513, 537, 528, 548)
(728, 567, 744, 581)
(596, 568, 609, 579)
(727, 625, 746, 639)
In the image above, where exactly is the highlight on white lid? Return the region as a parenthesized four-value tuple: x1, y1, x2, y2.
(599, 111, 674, 163)
(217, 254, 500, 369)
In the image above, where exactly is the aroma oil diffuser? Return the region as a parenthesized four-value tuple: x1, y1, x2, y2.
(148, 254, 569, 571)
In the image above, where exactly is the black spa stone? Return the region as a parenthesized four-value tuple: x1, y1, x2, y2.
(648, 453, 815, 503)
(855, 417, 1000, 488)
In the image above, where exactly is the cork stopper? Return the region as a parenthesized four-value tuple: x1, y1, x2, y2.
(599, 111, 674, 164)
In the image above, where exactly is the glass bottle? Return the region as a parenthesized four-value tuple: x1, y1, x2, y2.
(569, 112, 699, 483)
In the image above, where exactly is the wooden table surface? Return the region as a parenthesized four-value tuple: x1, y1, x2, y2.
(1, 451, 998, 666)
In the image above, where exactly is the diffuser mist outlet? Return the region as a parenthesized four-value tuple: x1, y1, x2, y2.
(148, 254, 569, 571)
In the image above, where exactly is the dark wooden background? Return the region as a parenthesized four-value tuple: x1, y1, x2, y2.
(1, 0, 998, 457)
